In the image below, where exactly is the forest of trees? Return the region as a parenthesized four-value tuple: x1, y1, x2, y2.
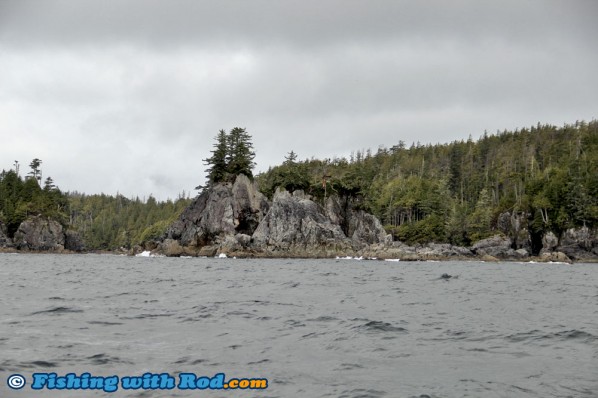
(66, 192, 191, 249)
(256, 120, 598, 246)
(0, 159, 191, 250)
(2, 121, 596, 251)
(0, 159, 68, 236)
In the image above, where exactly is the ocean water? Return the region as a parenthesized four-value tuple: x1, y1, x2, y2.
(0, 253, 596, 398)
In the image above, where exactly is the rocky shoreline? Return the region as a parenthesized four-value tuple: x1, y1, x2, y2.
(138, 175, 596, 264)
(2, 175, 597, 263)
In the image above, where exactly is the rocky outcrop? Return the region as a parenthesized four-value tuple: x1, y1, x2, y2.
(13, 216, 65, 251)
(361, 241, 474, 260)
(251, 189, 351, 256)
(497, 211, 531, 251)
(556, 226, 597, 261)
(64, 230, 85, 252)
(0, 221, 13, 248)
(539, 251, 572, 263)
(157, 180, 392, 257)
(165, 174, 269, 249)
(541, 232, 559, 254)
(471, 235, 514, 258)
(325, 195, 391, 248)
(154, 177, 596, 262)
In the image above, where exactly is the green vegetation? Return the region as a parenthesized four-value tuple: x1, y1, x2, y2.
(257, 121, 598, 246)
(0, 160, 68, 236)
(0, 159, 191, 250)
(66, 192, 191, 250)
(3, 121, 596, 251)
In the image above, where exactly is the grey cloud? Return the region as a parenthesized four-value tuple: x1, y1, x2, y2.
(1, 1, 597, 50)
(0, 1, 596, 200)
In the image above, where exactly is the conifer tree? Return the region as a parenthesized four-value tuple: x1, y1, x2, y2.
(203, 129, 229, 185)
(227, 127, 256, 178)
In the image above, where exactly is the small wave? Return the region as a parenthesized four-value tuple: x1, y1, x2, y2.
(506, 329, 597, 343)
(87, 353, 131, 365)
(307, 315, 339, 322)
(31, 306, 83, 315)
(87, 321, 124, 326)
(339, 388, 387, 398)
(334, 363, 365, 371)
(355, 320, 407, 333)
(247, 358, 270, 365)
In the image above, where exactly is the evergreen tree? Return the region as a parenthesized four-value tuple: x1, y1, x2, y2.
(28, 158, 42, 184)
(203, 127, 256, 185)
(203, 129, 229, 185)
(227, 127, 256, 178)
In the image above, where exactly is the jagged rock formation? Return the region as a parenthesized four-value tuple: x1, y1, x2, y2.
(156, 176, 390, 257)
(325, 196, 391, 248)
(163, 174, 269, 251)
(471, 235, 516, 258)
(0, 217, 83, 252)
(251, 189, 351, 255)
(557, 226, 597, 261)
(153, 177, 596, 262)
(13, 216, 65, 251)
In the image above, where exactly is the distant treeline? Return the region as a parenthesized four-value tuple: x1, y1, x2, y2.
(0, 159, 68, 236)
(0, 160, 191, 249)
(256, 120, 598, 245)
(67, 192, 191, 249)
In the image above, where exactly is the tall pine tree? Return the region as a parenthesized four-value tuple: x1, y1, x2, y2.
(203, 128, 256, 186)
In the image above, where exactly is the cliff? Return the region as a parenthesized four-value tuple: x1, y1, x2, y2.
(154, 175, 390, 257)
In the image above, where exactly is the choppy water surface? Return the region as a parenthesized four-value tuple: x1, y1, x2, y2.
(0, 254, 597, 397)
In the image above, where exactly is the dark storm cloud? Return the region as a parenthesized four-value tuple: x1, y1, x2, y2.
(0, 1, 596, 199)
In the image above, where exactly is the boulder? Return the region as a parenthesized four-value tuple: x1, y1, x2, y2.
(514, 248, 530, 258)
(13, 216, 65, 251)
(541, 232, 559, 253)
(556, 226, 597, 260)
(539, 251, 572, 264)
(159, 238, 184, 257)
(418, 243, 473, 258)
(64, 230, 85, 252)
(0, 221, 13, 248)
(471, 235, 513, 258)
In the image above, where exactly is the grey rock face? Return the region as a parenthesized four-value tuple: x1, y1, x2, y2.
(471, 235, 514, 258)
(13, 216, 65, 251)
(0, 221, 13, 248)
(165, 174, 269, 247)
(556, 227, 597, 260)
(325, 196, 390, 247)
(348, 210, 392, 247)
(252, 189, 349, 251)
(64, 230, 85, 252)
(540, 232, 559, 254)
(497, 211, 530, 250)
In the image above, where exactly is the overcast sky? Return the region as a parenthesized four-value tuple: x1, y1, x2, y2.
(1, 1, 597, 200)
